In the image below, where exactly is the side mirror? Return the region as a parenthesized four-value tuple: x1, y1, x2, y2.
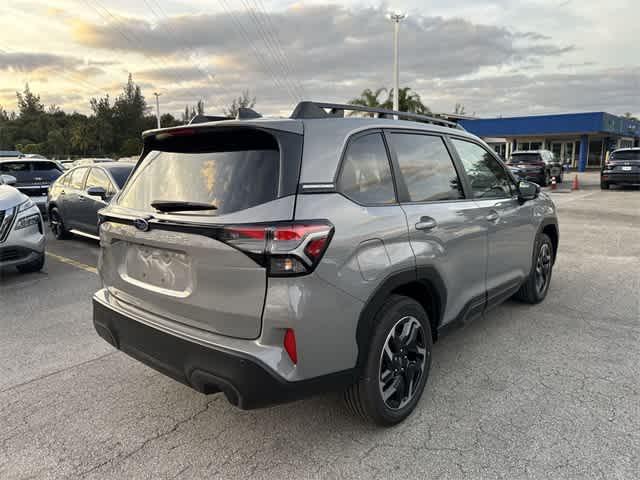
(518, 180, 539, 202)
(87, 186, 107, 199)
(0, 174, 17, 186)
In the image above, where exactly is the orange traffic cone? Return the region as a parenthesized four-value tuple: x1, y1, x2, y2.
(572, 174, 580, 191)
(551, 177, 557, 190)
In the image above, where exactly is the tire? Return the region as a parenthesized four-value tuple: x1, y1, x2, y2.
(49, 207, 71, 240)
(514, 233, 554, 304)
(16, 253, 45, 273)
(542, 172, 551, 187)
(344, 295, 433, 426)
(600, 181, 610, 190)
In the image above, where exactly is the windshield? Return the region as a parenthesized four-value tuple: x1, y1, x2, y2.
(611, 151, 640, 161)
(510, 153, 542, 163)
(118, 148, 279, 215)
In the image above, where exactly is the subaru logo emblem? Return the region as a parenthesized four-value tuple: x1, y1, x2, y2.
(133, 218, 150, 232)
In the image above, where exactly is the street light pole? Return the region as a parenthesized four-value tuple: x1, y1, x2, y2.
(389, 12, 406, 117)
(153, 92, 162, 129)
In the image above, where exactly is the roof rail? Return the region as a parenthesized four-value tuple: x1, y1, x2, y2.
(189, 114, 230, 124)
(290, 101, 463, 129)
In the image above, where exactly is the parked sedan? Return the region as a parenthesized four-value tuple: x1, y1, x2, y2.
(48, 162, 134, 240)
(601, 148, 640, 189)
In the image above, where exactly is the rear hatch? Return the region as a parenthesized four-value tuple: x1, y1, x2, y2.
(608, 150, 640, 172)
(98, 124, 303, 339)
(0, 160, 63, 197)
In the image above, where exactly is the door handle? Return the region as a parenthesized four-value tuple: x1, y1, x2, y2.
(486, 210, 500, 222)
(415, 217, 437, 231)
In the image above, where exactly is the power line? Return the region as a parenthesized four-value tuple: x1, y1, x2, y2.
(238, 0, 303, 100)
(247, 0, 305, 99)
(218, 0, 299, 107)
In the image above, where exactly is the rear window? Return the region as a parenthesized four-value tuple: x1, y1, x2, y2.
(108, 166, 134, 188)
(510, 153, 542, 163)
(0, 162, 30, 173)
(32, 161, 62, 172)
(119, 129, 282, 215)
(611, 151, 640, 161)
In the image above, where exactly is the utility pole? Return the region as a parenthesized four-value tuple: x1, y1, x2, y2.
(153, 92, 161, 129)
(389, 12, 406, 118)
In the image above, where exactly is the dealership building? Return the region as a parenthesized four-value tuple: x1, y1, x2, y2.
(458, 112, 640, 171)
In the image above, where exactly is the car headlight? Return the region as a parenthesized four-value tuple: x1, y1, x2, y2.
(14, 213, 41, 230)
(17, 198, 35, 213)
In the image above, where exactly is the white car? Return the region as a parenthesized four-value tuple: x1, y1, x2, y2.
(0, 174, 46, 273)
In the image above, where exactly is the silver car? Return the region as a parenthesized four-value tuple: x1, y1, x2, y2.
(93, 102, 559, 426)
(0, 174, 46, 273)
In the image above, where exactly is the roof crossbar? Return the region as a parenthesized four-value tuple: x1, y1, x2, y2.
(290, 101, 463, 129)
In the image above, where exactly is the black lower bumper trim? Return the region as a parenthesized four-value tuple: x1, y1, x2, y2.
(93, 299, 356, 409)
(602, 173, 640, 184)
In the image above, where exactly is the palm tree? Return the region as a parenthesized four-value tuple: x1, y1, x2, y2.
(348, 88, 388, 116)
(383, 87, 430, 114)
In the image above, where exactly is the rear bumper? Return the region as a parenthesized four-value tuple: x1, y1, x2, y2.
(93, 296, 355, 409)
(602, 173, 640, 185)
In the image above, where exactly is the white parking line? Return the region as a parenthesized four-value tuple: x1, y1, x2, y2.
(46, 252, 98, 275)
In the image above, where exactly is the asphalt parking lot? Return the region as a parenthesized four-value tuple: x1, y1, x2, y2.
(1, 174, 638, 480)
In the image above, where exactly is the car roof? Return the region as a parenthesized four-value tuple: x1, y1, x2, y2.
(0, 158, 57, 164)
(613, 147, 640, 152)
(143, 115, 482, 184)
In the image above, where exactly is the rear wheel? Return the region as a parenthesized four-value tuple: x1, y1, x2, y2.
(600, 181, 610, 190)
(16, 253, 45, 273)
(514, 233, 554, 304)
(344, 295, 432, 426)
(542, 171, 551, 187)
(49, 208, 71, 240)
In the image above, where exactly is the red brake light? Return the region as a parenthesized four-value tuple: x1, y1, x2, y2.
(218, 221, 334, 276)
(283, 328, 297, 364)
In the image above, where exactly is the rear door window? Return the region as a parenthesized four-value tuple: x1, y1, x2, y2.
(337, 132, 396, 205)
(388, 133, 464, 202)
(69, 168, 88, 190)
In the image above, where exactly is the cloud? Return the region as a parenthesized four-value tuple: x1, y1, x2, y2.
(71, 4, 573, 83)
(0, 51, 106, 78)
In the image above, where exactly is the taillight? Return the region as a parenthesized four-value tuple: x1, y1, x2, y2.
(219, 221, 334, 277)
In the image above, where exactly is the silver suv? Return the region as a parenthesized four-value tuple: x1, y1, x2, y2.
(93, 102, 559, 426)
(0, 174, 46, 273)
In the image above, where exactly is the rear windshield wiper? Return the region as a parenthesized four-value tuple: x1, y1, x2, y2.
(151, 200, 218, 212)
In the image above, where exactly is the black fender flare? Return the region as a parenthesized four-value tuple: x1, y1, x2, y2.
(354, 266, 447, 376)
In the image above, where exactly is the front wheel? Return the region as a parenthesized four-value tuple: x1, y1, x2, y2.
(344, 295, 432, 426)
(514, 233, 554, 304)
(49, 208, 71, 240)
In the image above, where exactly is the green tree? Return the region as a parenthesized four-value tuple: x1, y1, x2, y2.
(382, 87, 430, 114)
(348, 88, 387, 116)
(47, 129, 66, 156)
(16, 84, 45, 117)
(223, 90, 256, 118)
(70, 120, 91, 155)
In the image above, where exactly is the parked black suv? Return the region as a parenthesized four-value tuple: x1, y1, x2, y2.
(507, 150, 563, 186)
(601, 148, 640, 189)
(0, 159, 63, 216)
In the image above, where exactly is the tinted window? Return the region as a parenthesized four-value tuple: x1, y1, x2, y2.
(389, 133, 464, 202)
(509, 153, 543, 163)
(32, 161, 62, 172)
(86, 168, 115, 195)
(338, 133, 395, 205)
(0, 162, 30, 173)
(452, 139, 514, 199)
(69, 168, 88, 190)
(107, 166, 134, 188)
(119, 150, 279, 215)
(611, 151, 640, 161)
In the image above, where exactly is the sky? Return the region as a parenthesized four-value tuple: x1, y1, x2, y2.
(0, 0, 638, 118)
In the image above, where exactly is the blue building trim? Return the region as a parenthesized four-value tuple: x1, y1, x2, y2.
(579, 135, 588, 172)
(459, 112, 640, 138)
